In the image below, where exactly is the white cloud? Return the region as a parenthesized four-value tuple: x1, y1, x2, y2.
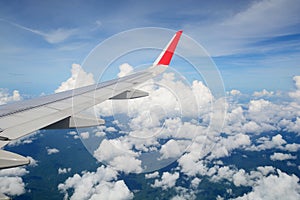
(289, 76, 300, 101)
(284, 143, 300, 152)
(247, 99, 280, 127)
(68, 131, 80, 139)
(242, 121, 262, 134)
(152, 172, 179, 190)
(95, 131, 106, 137)
(109, 156, 142, 174)
(253, 89, 274, 97)
(191, 177, 201, 189)
(229, 89, 241, 96)
(0, 177, 26, 196)
(93, 139, 142, 173)
(27, 156, 38, 167)
(58, 165, 133, 200)
(185, 0, 300, 56)
(80, 132, 89, 139)
(0, 167, 28, 196)
(145, 171, 159, 179)
(211, 166, 235, 183)
(95, 70, 213, 121)
(57, 64, 300, 198)
(47, 147, 60, 155)
(106, 127, 117, 132)
(0, 167, 28, 177)
(232, 169, 248, 187)
(91, 66, 218, 173)
(0, 88, 21, 105)
(68, 131, 77, 135)
(233, 170, 300, 200)
(171, 186, 196, 200)
(256, 166, 275, 176)
(117, 63, 133, 78)
(208, 133, 251, 159)
(282, 117, 300, 134)
(223, 0, 299, 37)
(43, 28, 77, 44)
(159, 139, 189, 160)
(55, 63, 95, 93)
(248, 134, 287, 151)
(1, 19, 77, 44)
(90, 180, 133, 200)
(211, 165, 290, 192)
(270, 152, 297, 161)
(58, 168, 71, 174)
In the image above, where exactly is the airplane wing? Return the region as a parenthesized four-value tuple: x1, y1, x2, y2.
(0, 30, 183, 169)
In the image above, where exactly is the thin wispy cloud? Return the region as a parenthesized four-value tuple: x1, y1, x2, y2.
(184, 0, 300, 56)
(0, 18, 77, 44)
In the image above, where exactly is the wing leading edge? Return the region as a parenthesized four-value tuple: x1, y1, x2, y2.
(0, 30, 183, 169)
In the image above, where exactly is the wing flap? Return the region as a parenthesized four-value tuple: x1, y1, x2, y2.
(110, 89, 148, 99)
(0, 149, 30, 169)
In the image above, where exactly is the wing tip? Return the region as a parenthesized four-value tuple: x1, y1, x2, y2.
(153, 30, 183, 66)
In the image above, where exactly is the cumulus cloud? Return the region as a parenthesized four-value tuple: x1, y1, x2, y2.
(47, 147, 60, 155)
(91, 65, 218, 174)
(117, 63, 133, 78)
(191, 177, 201, 188)
(247, 99, 280, 127)
(152, 172, 179, 190)
(0, 88, 21, 105)
(171, 187, 197, 200)
(95, 69, 213, 120)
(0, 167, 28, 196)
(212, 165, 278, 188)
(80, 132, 89, 139)
(58, 165, 133, 200)
(159, 139, 189, 160)
(68, 131, 77, 136)
(229, 89, 241, 96)
(289, 76, 300, 101)
(248, 134, 286, 151)
(58, 168, 71, 174)
(93, 139, 142, 173)
(145, 171, 159, 179)
(27, 156, 38, 167)
(0, 167, 28, 177)
(55, 63, 95, 93)
(284, 143, 300, 152)
(209, 133, 251, 159)
(253, 89, 274, 97)
(233, 170, 300, 200)
(270, 152, 297, 161)
(105, 126, 117, 132)
(0, 177, 26, 196)
(68, 131, 80, 139)
(57, 64, 300, 198)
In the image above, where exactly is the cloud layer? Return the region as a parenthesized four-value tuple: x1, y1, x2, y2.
(55, 62, 300, 199)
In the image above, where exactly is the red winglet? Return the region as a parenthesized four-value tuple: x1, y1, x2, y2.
(153, 30, 183, 66)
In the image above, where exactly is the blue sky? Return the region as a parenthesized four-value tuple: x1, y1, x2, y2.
(0, 0, 300, 95)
